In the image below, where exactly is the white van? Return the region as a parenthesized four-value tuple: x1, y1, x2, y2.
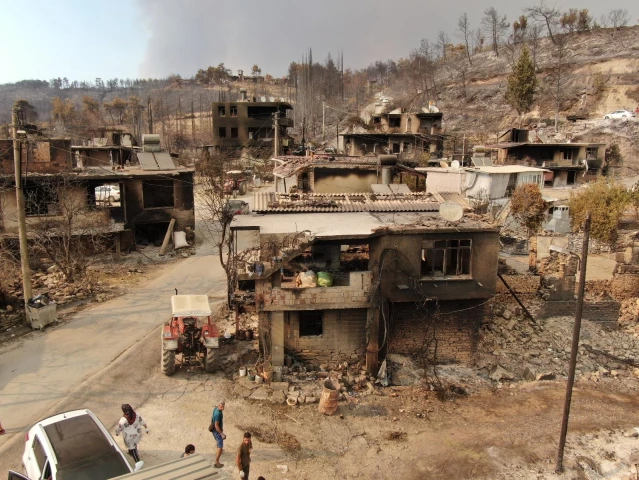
(9, 409, 136, 480)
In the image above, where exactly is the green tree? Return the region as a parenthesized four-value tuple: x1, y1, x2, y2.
(510, 183, 547, 234)
(568, 178, 630, 245)
(505, 46, 537, 125)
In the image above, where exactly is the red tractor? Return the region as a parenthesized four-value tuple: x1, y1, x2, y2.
(223, 170, 248, 197)
(161, 294, 220, 375)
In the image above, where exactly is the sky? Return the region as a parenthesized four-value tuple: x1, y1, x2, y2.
(1, 0, 638, 84)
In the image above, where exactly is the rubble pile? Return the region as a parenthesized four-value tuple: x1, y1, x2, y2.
(619, 297, 639, 331)
(478, 304, 639, 385)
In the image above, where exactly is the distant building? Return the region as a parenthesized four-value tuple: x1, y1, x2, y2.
(202, 89, 294, 157)
(488, 128, 606, 187)
(339, 107, 444, 161)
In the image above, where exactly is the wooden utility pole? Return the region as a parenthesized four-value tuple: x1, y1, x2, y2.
(273, 111, 280, 157)
(147, 97, 154, 134)
(555, 212, 591, 473)
(191, 98, 196, 137)
(12, 107, 32, 307)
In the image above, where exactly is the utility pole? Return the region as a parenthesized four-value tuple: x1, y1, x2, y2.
(555, 212, 591, 473)
(322, 101, 326, 141)
(273, 111, 279, 157)
(12, 107, 32, 308)
(147, 97, 154, 134)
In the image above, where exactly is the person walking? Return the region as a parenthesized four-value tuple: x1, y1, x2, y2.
(236, 432, 253, 479)
(210, 400, 226, 468)
(115, 404, 149, 463)
(181, 444, 195, 458)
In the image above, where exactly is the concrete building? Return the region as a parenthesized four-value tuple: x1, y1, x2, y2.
(202, 90, 294, 156)
(231, 194, 499, 375)
(489, 128, 606, 187)
(0, 138, 195, 248)
(421, 165, 548, 200)
(339, 107, 444, 161)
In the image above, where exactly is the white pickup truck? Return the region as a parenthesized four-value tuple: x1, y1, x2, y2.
(7, 409, 226, 480)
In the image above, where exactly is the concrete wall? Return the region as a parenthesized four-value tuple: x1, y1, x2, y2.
(387, 300, 485, 364)
(280, 308, 368, 365)
(313, 169, 378, 193)
(369, 230, 499, 303)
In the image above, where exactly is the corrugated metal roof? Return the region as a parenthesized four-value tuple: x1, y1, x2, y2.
(253, 191, 450, 213)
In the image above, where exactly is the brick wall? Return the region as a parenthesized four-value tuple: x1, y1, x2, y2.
(387, 300, 486, 364)
(257, 271, 372, 311)
(284, 308, 368, 365)
(539, 300, 620, 329)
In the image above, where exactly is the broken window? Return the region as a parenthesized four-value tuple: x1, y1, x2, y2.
(389, 117, 401, 128)
(231, 127, 238, 139)
(421, 239, 472, 278)
(218, 106, 225, 117)
(586, 147, 597, 159)
(299, 311, 323, 337)
(392, 143, 401, 154)
(562, 149, 574, 161)
(372, 116, 381, 125)
(142, 179, 174, 209)
(219, 127, 226, 138)
(230, 105, 238, 117)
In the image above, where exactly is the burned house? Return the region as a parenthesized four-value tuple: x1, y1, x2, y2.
(489, 128, 606, 187)
(339, 107, 444, 161)
(202, 90, 294, 157)
(231, 192, 499, 375)
(272, 154, 426, 194)
(0, 138, 195, 248)
(71, 128, 137, 169)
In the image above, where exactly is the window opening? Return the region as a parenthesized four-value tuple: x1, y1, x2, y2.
(299, 311, 323, 336)
(421, 239, 472, 277)
(389, 117, 401, 128)
(218, 127, 226, 138)
(231, 127, 238, 139)
(562, 149, 574, 161)
(230, 106, 238, 117)
(218, 106, 225, 117)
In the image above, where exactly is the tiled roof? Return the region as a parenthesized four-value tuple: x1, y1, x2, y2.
(252, 191, 467, 213)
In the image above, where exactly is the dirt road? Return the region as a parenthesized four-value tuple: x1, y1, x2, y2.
(0, 252, 226, 461)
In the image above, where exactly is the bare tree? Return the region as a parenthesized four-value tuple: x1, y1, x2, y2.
(457, 13, 474, 65)
(544, 34, 572, 131)
(482, 7, 509, 56)
(436, 31, 450, 59)
(525, 1, 560, 44)
(526, 24, 543, 72)
(25, 176, 111, 282)
(608, 9, 629, 29)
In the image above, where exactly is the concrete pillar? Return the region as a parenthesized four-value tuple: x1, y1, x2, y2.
(366, 307, 379, 375)
(271, 311, 285, 366)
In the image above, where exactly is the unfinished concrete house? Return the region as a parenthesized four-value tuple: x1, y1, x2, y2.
(202, 90, 294, 157)
(338, 106, 444, 161)
(272, 154, 426, 194)
(0, 138, 195, 249)
(489, 128, 606, 187)
(231, 192, 499, 375)
(71, 128, 137, 168)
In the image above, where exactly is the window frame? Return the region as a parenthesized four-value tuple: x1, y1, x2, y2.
(218, 127, 226, 139)
(218, 106, 225, 117)
(420, 238, 472, 280)
(229, 105, 238, 117)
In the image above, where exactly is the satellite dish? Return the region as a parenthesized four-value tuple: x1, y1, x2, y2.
(451, 160, 460, 169)
(439, 201, 464, 222)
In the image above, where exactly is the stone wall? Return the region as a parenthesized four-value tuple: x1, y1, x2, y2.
(387, 300, 486, 364)
(283, 308, 368, 365)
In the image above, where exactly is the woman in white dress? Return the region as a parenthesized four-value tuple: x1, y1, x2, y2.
(115, 404, 149, 462)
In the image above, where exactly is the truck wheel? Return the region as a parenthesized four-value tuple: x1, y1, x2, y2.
(205, 348, 215, 373)
(108, 195, 115, 203)
(162, 349, 176, 376)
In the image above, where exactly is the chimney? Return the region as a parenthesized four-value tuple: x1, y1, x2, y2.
(239, 88, 248, 102)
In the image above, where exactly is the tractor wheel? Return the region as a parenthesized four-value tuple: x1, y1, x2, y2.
(205, 348, 215, 373)
(108, 195, 115, 204)
(238, 182, 247, 195)
(162, 349, 176, 376)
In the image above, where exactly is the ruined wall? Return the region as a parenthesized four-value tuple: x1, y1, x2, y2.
(0, 139, 72, 174)
(387, 300, 486, 364)
(283, 308, 368, 365)
(538, 299, 620, 329)
(369, 230, 499, 303)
